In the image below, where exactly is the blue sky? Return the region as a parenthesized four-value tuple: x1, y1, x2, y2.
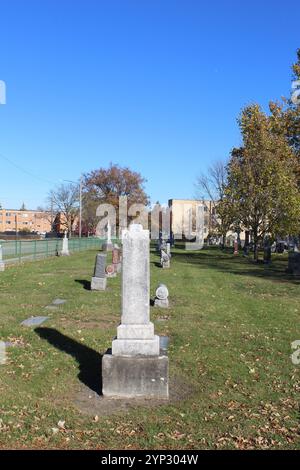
(0, 0, 299, 209)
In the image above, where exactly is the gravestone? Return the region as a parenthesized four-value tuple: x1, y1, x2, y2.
(243, 244, 249, 257)
(0, 341, 6, 365)
(169, 232, 175, 248)
(160, 249, 170, 269)
(234, 234, 239, 255)
(287, 252, 300, 276)
(161, 240, 167, 251)
(61, 232, 70, 256)
(159, 336, 170, 352)
(91, 253, 107, 290)
(21, 316, 49, 327)
(102, 224, 169, 398)
(52, 298, 67, 306)
(112, 246, 122, 273)
(166, 243, 171, 257)
(106, 264, 116, 278)
(102, 221, 113, 252)
(263, 237, 272, 265)
(154, 284, 169, 308)
(0, 245, 5, 272)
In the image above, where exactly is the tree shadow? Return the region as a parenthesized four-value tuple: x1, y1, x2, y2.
(171, 250, 300, 285)
(75, 279, 91, 290)
(150, 260, 162, 268)
(35, 327, 103, 395)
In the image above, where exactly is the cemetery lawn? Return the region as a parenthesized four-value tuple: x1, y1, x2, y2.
(0, 246, 299, 450)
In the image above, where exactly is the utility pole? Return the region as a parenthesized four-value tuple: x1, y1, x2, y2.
(79, 175, 82, 238)
(50, 198, 54, 231)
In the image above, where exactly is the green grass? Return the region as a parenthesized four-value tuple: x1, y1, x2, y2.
(0, 246, 299, 449)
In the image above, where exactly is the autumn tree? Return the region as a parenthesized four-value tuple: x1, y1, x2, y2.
(222, 104, 300, 261)
(82, 163, 149, 231)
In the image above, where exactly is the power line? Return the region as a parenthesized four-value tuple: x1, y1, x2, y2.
(0, 151, 57, 185)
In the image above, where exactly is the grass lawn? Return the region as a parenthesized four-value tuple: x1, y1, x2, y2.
(0, 246, 299, 450)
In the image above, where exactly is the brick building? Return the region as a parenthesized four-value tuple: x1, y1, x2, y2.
(0, 209, 52, 234)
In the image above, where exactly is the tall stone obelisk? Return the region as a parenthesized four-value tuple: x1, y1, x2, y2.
(61, 231, 70, 256)
(102, 220, 113, 252)
(102, 224, 168, 398)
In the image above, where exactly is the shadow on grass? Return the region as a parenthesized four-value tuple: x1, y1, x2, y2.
(151, 261, 162, 268)
(171, 250, 300, 285)
(75, 279, 91, 290)
(35, 327, 103, 395)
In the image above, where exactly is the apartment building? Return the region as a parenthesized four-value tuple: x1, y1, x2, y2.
(168, 199, 215, 239)
(0, 209, 52, 233)
(168, 199, 245, 243)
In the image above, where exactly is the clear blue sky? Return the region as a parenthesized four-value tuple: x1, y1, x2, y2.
(0, 0, 299, 209)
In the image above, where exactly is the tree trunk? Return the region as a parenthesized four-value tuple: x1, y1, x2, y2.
(253, 235, 259, 261)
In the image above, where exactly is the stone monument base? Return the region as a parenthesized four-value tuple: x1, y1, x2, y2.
(60, 251, 70, 256)
(154, 298, 169, 308)
(0, 262, 5, 272)
(112, 328, 160, 356)
(106, 272, 117, 278)
(102, 352, 169, 398)
(114, 262, 122, 273)
(102, 243, 113, 252)
(91, 277, 107, 291)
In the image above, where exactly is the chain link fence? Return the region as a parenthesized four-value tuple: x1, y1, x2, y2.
(0, 237, 103, 265)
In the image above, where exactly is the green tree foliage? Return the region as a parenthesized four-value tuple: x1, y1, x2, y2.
(222, 104, 300, 260)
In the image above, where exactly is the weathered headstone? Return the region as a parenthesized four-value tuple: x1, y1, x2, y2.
(91, 253, 107, 290)
(160, 249, 170, 269)
(159, 336, 170, 352)
(166, 242, 171, 257)
(112, 246, 122, 273)
(102, 224, 169, 398)
(169, 232, 175, 248)
(61, 231, 70, 256)
(52, 298, 67, 306)
(45, 298, 67, 310)
(243, 244, 249, 257)
(154, 284, 169, 308)
(234, 234, 239, 256)
(0, 341, 6, 365)
(161, 239, 167, 251)
(0, 245, 5, 272)
(106, 264, 116, 278)
(21, 316, 49, 327)
(102, 221, 113, 252)
(287, 252, 300, 276)
(263, 237, 272, 264)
